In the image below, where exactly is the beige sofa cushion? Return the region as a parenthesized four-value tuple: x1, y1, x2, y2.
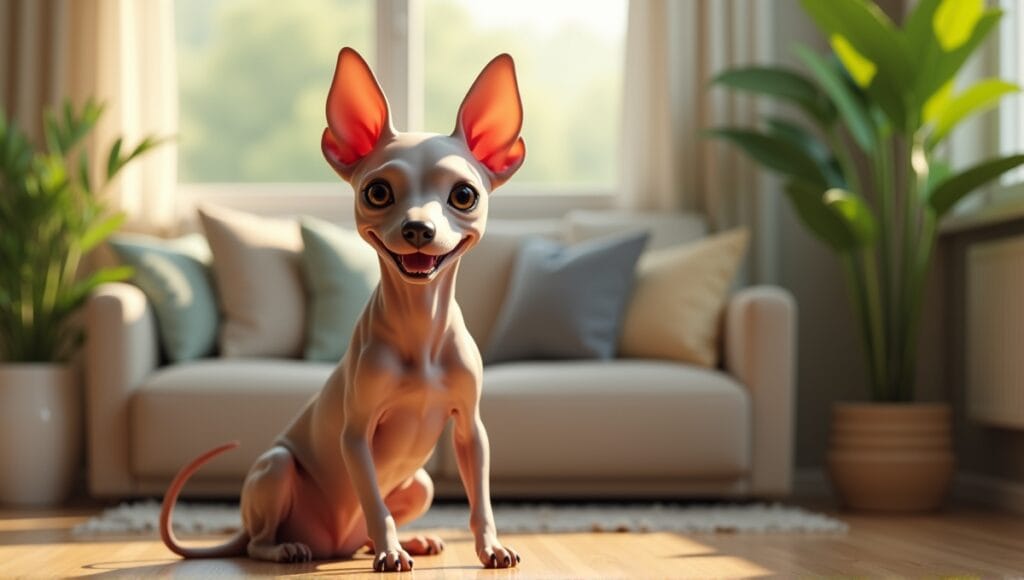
(131, 360, 330, 478)
(620, 229, 749, 367)
(565, 210, 707, 250)
(198, 205, 306, 358)
(439, 360, 750, 480)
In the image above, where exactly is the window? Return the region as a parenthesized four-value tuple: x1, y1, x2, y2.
(175, 0, 627, 194)
(423, 0, 626, 189)
(175, 0, 374, 184)
(999, 0, 1024, 185)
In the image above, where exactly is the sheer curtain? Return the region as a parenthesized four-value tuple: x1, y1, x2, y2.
(0, 0, 178, 233)
(619, 0, 777, 281)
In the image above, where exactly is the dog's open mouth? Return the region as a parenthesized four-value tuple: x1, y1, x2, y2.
(371, 234, 469, 278)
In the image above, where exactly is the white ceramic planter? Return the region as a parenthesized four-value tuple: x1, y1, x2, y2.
(0, 364, 80, 506)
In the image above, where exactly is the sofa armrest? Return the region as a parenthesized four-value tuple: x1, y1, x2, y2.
(724, 286, 797, 497)
(85, 282, 160, 496)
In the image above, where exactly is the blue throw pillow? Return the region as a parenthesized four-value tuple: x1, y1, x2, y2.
(109, 234, 219, 363)
(484, 232, 648, 364)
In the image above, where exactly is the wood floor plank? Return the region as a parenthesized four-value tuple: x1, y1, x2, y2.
(0, 505, 1022, 577)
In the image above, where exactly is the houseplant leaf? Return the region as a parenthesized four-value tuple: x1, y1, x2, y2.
(922, 80, 953, 125)
(922, 158, 951, 200)
(799, 0, 910, 82)
(59, 266, 135, 312)
(106, 138, 123, 180)
(824, 188, 877, 247)
(913, 9, 1002, 110)
(784, 180, 859, 251)
(800, 0, 911, 127)
(926, 79, 1019, 149)
(711, 66, 835, 125)
(707, 128, 829, 186)
(904, 0, 942, 62)
(80, 213, 127, 253)
(830, 35, 876, 88)
(794, 45, 876, 151)
(764, 117, 846, 187)
(932, 0, 984, 51)
(107, 136, 164, 180)
(928, 154, 1024, 217)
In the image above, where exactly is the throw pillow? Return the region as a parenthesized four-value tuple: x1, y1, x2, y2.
(619, 228, 749, 367)
(108, 234, 219, 363)
(300, 217, 380, 362)
(198, 204, 306, 358)
(484, 232, 648, 364)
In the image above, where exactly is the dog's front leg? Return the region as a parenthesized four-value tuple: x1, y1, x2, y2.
(341, 426, 413, 572)
(452, 403, 520, 569)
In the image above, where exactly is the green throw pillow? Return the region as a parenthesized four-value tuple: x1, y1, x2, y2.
(300, 217, 380, 362)
(109, 234, 219, 363)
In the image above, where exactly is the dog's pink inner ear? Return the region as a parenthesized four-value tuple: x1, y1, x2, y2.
(325, 48, 389, 165)
(457, 55, 525, 174)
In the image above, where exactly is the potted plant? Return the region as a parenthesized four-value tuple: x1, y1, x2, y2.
(710, 0, 1024, 511)
(0, 101, 159, 506)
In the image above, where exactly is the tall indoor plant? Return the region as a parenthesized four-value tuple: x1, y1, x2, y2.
(710, 0, 1024, 511)
(0, 100, 159, 505)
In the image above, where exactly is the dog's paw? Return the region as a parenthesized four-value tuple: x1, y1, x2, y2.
(400, 533, 445, 555)
(274, 542, 313, 563)
(373, 546, 414, 572)
(478, 542, 520, 569)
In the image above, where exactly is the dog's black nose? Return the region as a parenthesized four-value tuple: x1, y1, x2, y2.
(401, 220, 435, 248)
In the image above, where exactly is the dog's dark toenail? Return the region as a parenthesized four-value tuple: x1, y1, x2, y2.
(516, 554, 521, 562)
(505, 556, 511, 565)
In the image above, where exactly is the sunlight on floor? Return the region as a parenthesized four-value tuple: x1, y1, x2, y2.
(0, 523, 775, 579)
(0, 515, 90, 532)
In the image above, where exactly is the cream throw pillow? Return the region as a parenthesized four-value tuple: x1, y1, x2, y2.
(619, 229, 749, 367)
(198, 205, 306, 358)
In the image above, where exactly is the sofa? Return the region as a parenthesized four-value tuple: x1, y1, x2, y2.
(84, 211, 796, 500)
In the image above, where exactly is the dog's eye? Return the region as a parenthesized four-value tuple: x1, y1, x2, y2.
(448, 183, 478, 212)
(363, 180, 394, 208)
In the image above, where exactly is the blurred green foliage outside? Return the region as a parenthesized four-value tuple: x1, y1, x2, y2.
(176, 0, 625, 188)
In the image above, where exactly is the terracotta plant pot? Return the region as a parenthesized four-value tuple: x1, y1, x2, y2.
(826, 402, 954, 512)
(0, 364, 81, 506)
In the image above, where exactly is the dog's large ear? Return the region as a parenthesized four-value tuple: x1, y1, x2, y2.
(453, 54, 526, 190)
(322, 48, 393, 181)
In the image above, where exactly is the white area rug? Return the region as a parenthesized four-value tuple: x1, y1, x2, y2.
(72, 501, 847, 536)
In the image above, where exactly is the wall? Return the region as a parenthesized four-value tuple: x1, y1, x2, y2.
(772, 2, 867, 470)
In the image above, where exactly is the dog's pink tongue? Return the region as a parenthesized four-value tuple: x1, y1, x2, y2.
(401, 252, 437, 273)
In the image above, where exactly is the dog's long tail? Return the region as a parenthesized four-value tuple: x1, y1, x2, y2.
(160, 441, 250, 559)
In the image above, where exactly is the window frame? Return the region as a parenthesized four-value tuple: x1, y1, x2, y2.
(996, 0, 1024, 194)
(939, 0, 1024, 233)
(176, 0, 619, 220)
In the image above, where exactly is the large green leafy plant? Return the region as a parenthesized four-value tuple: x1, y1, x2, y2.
(0, 101, 160, 362)
(710, 0, 1024, 402)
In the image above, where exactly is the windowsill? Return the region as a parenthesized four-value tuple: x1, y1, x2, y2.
(939, 182, 1024, 236)
(176, 182, 618, 223)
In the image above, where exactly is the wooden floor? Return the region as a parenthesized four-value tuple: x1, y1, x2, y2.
(1, 503, 1023, 578)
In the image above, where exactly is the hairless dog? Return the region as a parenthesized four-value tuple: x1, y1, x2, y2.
(160, 47, 526, 572)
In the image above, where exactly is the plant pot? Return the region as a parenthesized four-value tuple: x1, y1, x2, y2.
(826, 402, 954, 512)
(0, 364, 81, 506)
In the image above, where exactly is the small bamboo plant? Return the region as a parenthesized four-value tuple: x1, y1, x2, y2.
(0, 100, 161, 362)
(709, 0, 1024, 402)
